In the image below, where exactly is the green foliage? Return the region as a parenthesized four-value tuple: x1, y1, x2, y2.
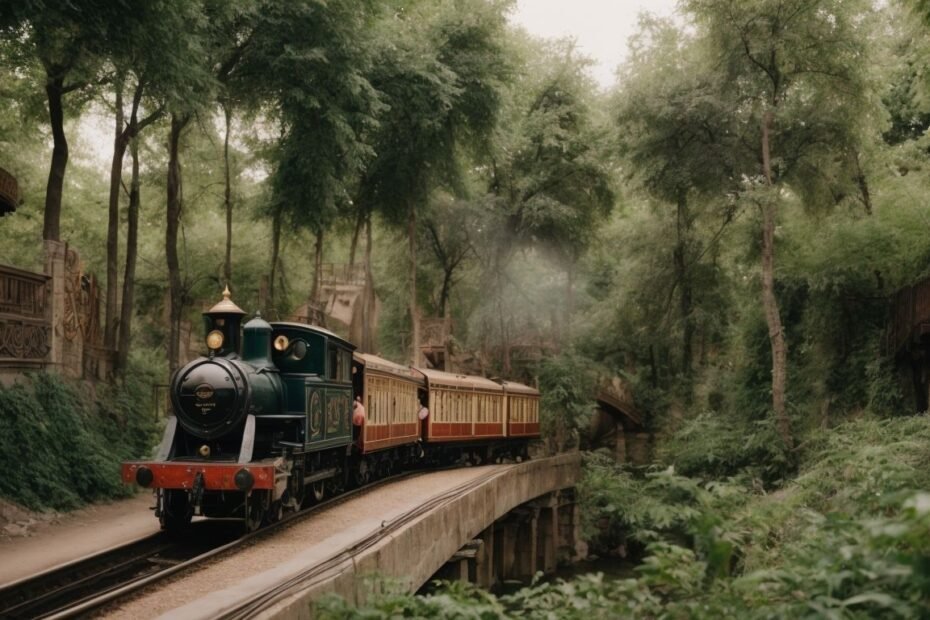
(0, 369, 159, 511)
(578, 451, 749, 572)
(658, 413, 792, 484)
(537, 351, 600, 447)
(317, 416, 930, 619)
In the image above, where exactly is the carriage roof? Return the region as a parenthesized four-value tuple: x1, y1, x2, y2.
(499, 380, 540, 397)
(415, 368, 504, 392)
(353, 352, 424, 385)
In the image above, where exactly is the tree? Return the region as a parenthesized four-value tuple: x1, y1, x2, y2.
(614, 16, 735, 376)
(0, 1, 125, 241)
(163, 0, 257, 373)
(487, 40, 614, 352)
(358, 0, 510, 364)
(683, 0, 876, 450)
(104, 0, 204, 358)
(421, 196, 479, 318)
(244, 0, 381, 317)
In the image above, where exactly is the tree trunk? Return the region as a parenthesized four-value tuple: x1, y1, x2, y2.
(675, 192, 693, 376)
(116, 137, 141, 374)
(498, 279, 511, 376)
(760, 108, 793, 450)
(166, 114, 189, 375)
(408, 206, 420, 366)
(563, 258, 575, 348)
(439, 267, 453, 318)
(106, 81, 128, 350)
(349, 208, 365, 266)
(309, 228, 323, 320)
(43, 76, 68, 242)
(223, 103, 233, 285)
(268, 209, 282, 313)
(362, 213, 374, 352)
(852, 149, 872, 216)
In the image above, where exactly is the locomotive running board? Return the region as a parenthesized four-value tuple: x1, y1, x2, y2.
(303, 468, 337, 485)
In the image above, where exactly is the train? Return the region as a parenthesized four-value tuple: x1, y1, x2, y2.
(121, 288, 540, 533)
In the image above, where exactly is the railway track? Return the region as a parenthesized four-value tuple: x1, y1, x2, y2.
(0, 471, 425, 619)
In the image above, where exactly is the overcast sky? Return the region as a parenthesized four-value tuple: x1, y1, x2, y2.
(510, 0, 680, 90)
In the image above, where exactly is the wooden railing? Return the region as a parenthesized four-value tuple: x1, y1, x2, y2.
(0, 264, 51, 366)
(320, 263, 367, 287)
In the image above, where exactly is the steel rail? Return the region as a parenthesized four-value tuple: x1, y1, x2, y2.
(0, 533, 173, 619)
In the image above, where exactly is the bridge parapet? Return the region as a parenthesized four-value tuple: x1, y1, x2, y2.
(162, 453, 581, 619)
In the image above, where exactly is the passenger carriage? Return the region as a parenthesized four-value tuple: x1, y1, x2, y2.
(501, 381, 541, 438)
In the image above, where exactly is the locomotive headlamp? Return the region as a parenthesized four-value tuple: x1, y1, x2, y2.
(234, 468, 254, 492)
(273, 334, 289, 352)
(199, 444, 211, 458)
(135, 466, 154, 487)
(206, 329, 224, 350)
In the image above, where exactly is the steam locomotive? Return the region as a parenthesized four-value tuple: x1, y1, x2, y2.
(121, 288, 540, 533)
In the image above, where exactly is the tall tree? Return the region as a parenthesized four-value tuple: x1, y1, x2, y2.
(614, 16, 734, 376)
(105, 0, 212, 358)
(683, 0, 876, 450)
(245, 0, 381, 317)
(115, 136, 141, 373)
(358, 0, 510, 364)
(163, 0, 255, 373)
(0, 2, 123, 241)
(486, 40, 613, 353)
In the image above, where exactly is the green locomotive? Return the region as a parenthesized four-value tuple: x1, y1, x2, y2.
(123, 288, 356, 532)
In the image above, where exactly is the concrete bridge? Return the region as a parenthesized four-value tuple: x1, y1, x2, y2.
(106, 453, 581, 619)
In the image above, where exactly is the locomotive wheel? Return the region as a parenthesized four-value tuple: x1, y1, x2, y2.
(354, 460, 369, 487)
(264, 501, 283, 526)
(161, 490, 192, 536)
(311, 480, 325, 503)
(243, 495, 265, 533)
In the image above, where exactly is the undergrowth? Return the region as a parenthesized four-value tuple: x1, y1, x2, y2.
(0, 366, 160, 511)
(315, 414, 930, 618)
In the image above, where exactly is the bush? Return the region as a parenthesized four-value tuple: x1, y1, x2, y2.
(0, 369, 160, 511)
(537, 350, 602, 449)
(657, 412, 794, 486)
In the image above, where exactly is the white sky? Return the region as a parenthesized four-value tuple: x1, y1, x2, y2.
(510, 0, 680, 89)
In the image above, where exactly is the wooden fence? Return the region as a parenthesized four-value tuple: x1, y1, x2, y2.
(0, 264, 51, 366)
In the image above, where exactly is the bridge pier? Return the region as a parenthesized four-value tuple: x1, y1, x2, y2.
(436, 489, 578, 589)
(475, 525, 494, 588)
(534, 495, 558, 575)
(511, 507, 538, 581)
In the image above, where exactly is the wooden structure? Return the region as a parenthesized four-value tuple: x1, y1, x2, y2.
(420, 316, 453, 370)
(0, 167, 19, 217)
(886, 277, 930, 355)
(885, 276, 930, 411)
(0, 264, 51, 368)
(589, 376, 649, 463)
(291, 263, 379, 353)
